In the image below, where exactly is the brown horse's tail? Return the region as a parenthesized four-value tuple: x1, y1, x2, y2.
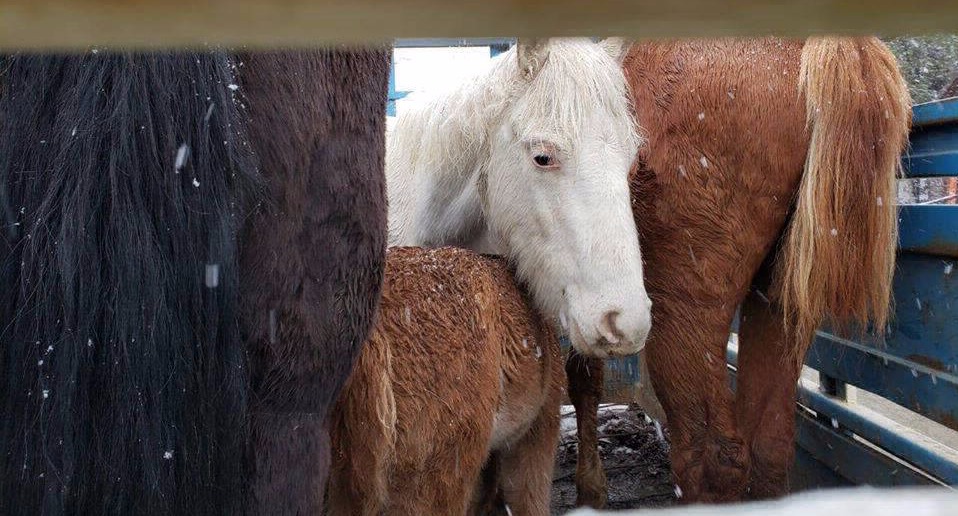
(777, 37, 911, 360)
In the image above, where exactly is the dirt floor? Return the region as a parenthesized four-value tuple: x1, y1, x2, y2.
(551, 404, 677, 514)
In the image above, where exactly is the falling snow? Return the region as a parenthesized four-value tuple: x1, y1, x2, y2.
(175, 144, 190, 173)
(205, 264, 220, 288)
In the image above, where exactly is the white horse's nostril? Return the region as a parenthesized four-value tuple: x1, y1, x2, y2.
(599, 310, 625, 344)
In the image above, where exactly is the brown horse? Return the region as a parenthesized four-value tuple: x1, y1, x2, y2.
(328, 246, 564, 516)
(568, 36, 911, 505)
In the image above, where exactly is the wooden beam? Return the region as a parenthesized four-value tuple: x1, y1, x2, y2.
(1, 0, 957, 50)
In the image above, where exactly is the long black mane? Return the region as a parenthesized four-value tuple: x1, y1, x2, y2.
(0, 52, 257, 514)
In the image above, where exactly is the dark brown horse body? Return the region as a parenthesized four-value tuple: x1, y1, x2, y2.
(239, 50, 389, 514)
(570, 37, 911, 505)
(0, 49, 388, 514)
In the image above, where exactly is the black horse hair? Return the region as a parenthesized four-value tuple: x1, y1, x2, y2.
(0, 51, 259, 514)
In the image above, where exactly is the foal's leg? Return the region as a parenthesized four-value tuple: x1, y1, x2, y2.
(646, 300, 748, 503)
(736, 290, 808, 499)
(393, 454, 487, 516)
(497, 372, 563, 516)
(470, 455, 507, 515)
(565, 350, 607, 508)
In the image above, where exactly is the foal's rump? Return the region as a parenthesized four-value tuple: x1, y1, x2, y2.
(329, 246, 563, 515)
(0, 53, 256, 513)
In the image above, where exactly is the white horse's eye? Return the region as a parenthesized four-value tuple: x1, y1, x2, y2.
(533, 155, 554, 167)
(528, 141, 560, 171)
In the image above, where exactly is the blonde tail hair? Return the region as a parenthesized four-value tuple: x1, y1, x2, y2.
(778, 37, 911, 361)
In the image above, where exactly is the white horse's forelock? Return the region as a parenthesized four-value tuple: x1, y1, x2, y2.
(509, 39, 639, 149)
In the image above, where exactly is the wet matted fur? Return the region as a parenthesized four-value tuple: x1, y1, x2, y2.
(328, 247, 564, 516)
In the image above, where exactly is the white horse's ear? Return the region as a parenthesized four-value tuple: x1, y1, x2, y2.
(517, 38, 550, 80)
(599, 37, 632, 65)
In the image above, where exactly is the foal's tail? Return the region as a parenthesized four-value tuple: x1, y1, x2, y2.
(777, 37, 911, 359)
(328, 326, 397, 515)
(0, 53, 258, 514)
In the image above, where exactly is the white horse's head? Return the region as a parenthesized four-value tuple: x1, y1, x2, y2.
(482, 38, 651, 358)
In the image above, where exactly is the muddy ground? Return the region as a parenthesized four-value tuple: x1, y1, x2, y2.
(551, 404, 677, 514)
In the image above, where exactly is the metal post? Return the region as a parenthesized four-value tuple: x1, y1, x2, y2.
(387, 51, 409, 117)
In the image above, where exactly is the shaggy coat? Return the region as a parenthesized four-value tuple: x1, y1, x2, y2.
(328, 247, 564, 516)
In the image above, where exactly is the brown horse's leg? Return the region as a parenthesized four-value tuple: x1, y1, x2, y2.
(497, 373, 563, 516)
(736, 289, 806, 499)
(647, 300, 748, 503)
(566, 349, 607, 508)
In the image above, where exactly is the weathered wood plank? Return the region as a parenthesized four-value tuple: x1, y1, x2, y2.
(2, 1, 958, 50)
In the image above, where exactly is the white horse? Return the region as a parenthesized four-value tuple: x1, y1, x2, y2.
(387, 37, 651, 358)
